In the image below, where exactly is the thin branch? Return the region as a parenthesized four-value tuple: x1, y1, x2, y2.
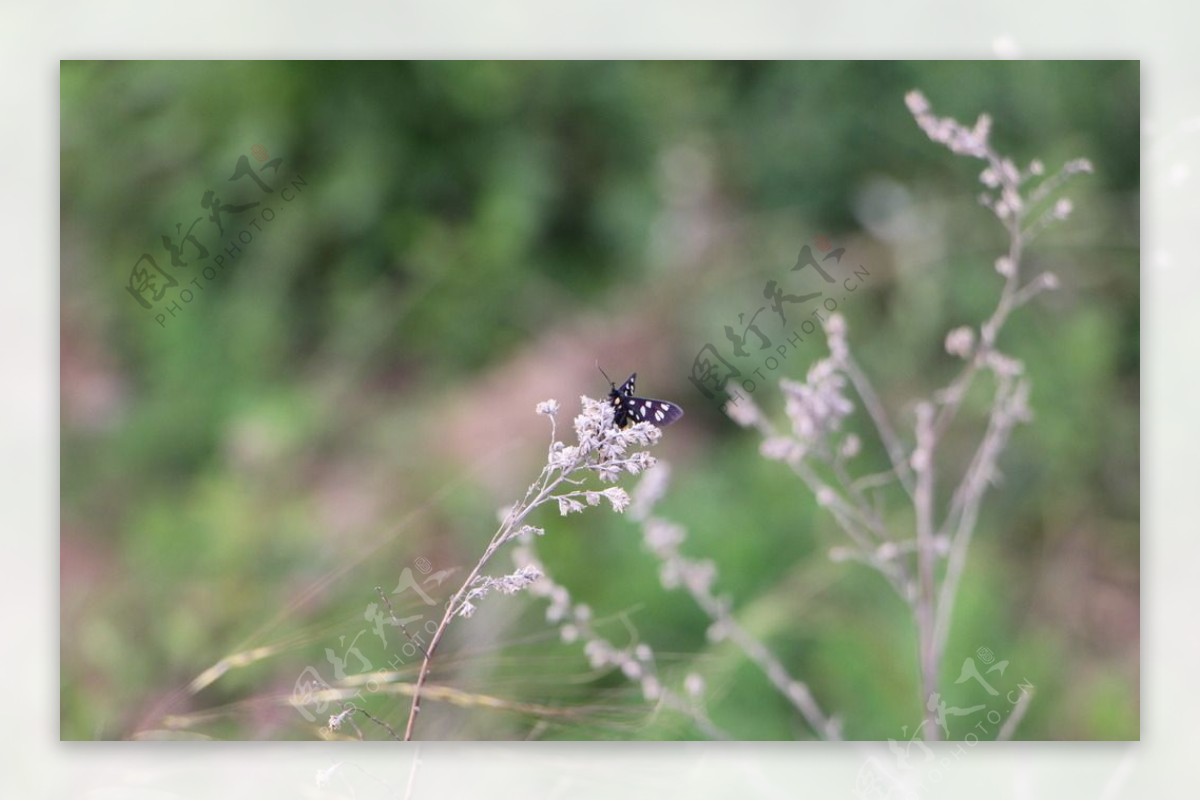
(630, 470, 842, 740)
(912, 402, 940, 741)
(997, 686, 1034, 741)
(842, 354, 917, 500)
(933, 378, 1027, 656)
(402, 475, 556, 740)
(514, 536, 731, 740)
(401, 398, 663, 740)
(375, 586, 430, 661)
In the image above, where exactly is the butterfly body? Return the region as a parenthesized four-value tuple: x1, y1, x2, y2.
(606, 372, 684, 428)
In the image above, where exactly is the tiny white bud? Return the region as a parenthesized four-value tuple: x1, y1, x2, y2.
(725, 396, 761, 428)
(904, 90, 931, 115)
(986, 352, 1024, 377)
(840, 434, 861, 459)
(944, 326, 975, 359)
(760, 437, 796, 462)
(828, 546, 853, 563)
(825, 312, 847, 339)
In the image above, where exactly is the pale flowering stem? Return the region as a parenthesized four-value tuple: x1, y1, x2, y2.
(912, 403, 940, 742)
(786, 459, 908, 595)
(932, 205, 1023, 443)
(791, 460, 881, 548)
(830, 449, 894, 545)
(841, 355, 917, 500)
(933, 379, 1024, 656)
(917, 177, 1024, 704)
(720, 608, 840, 740)
(748, 412, 908, 594)
(997, 685, 1034, 741)
(659, 689, 728, 740)
(940, 376, 1016, 539)
(749, 415, 888, 551)
(852, 467, 904, 494)
(1027, 160, 1087, 209)
(634, 464, 840, 739)
(1010, 275, 1056, 310)
(403, 398, 658, 740)
(660, 540, 840, 740)
(402, 461, 566, 741)
(516, 536, 728, 739)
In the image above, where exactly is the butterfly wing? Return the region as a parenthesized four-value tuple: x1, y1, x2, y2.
(618, 373, 636, 398)
(625, 396, 685, 427)
(607, 371, 683, 428)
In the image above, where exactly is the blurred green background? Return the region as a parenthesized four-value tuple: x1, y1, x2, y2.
(60, 61, 1138, 740)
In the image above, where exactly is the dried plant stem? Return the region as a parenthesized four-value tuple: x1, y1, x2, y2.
(912, 402, 941, 741)
(633, 468, 841, 740)
(720, 91, 1091, 741)
(934, 376, 1026, 656)
(402, 478, 553, 740)
(997, 685, 1034, 741)
(691, 548, 835, 737)
(514, 535, 730, 740)
(786, 458, 909, 594)
(356, 705, 402, 740)
(402, 397, 659, 740)
(705, 594, 840, 740)
(842, 355, 917, 500)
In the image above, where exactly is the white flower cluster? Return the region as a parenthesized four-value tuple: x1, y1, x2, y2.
(772, 359, 854, 460)
(906, 90, 992, 158)
(545, 396, 660, 484)
(531, 395, 659, 513)
(457, 564, 544, 619)
(906, 89, 1092, 231)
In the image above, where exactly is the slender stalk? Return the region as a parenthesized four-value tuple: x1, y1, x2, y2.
(912, 402, 940, 740)
(933, 378, 1025, 656)
(843, 355, 917, 500)
(401, 397, 660, 740)
(402, 476, 557, 740)
(997, 686, 1034, 741)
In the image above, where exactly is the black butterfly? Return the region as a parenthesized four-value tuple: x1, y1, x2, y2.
(601, 369, 685, 429)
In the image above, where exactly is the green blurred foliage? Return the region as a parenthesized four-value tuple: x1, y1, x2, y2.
(61, 61, 1138, 740)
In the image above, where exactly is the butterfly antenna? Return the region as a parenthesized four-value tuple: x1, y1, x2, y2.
(596, 362, 615, 388)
